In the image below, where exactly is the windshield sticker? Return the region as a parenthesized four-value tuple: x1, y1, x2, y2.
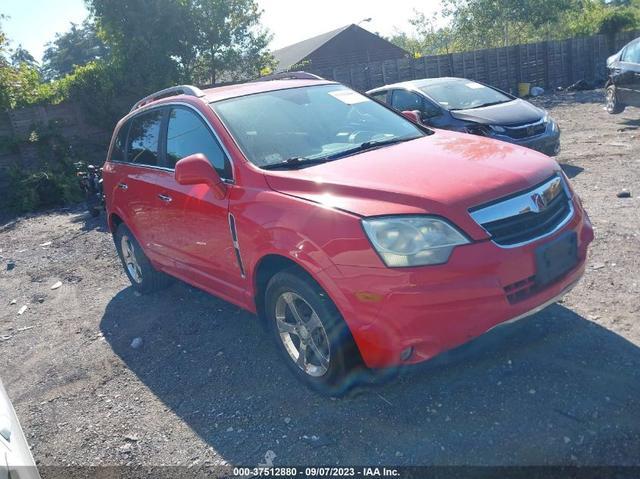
(329, 90, 369, 105)
(466, 82, 484, 89)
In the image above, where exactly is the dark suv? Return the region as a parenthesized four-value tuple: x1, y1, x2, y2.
(606, 37, 640, 114)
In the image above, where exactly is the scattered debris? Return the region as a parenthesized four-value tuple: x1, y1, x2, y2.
(18, 305, 28, 315)
(617, 190, 632, 198)
(39, 241, 52, 247)
(10, 299, 17, 305)
(130, 337, 143, 349)
(591, 263, 606, 270)
(531, 86, 545, 97)
(566, 79, 592, 92)
(50, 281, 63, 290)
(284, 417, 291, 425)
(124, 434, 140, 442)
(6, 261, 15, 271)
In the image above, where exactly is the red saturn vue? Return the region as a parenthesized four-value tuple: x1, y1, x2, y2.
(102, 73, 593, 394)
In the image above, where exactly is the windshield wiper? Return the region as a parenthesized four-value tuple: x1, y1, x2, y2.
(325, 136, 418, 160)
(261, 156, 332, 170)
(453, 99, 514, 111)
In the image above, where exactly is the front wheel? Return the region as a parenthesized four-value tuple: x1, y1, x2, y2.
(265, 269, 363, 396)
(606, 85, 625, 114)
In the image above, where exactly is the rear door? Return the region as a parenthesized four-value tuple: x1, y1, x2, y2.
(153, 105, 243, 300)
(118, 108, 173, 267)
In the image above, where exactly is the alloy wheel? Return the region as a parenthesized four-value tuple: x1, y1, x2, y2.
(275, 291, 331, 377)
(606, 88, 616, 113)
(121, 235, 143, 284)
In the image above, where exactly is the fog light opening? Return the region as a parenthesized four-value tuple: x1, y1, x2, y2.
(400, 347, 414, 362)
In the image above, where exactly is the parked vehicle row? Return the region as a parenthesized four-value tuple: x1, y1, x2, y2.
(103, 76, 593, 394)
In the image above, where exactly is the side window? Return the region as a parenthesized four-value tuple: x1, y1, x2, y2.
(127, 109, 164, 166)
(166, 107, 231, 178)
(622, 41, 640, 64)
(369, 91, 389, 105)
(110, 121, 129, 162)
(391, 89, 423, 112)
(422, 98, 442, 118)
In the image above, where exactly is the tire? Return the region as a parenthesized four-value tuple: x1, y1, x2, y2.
(605, 85, 625, 114)
(114, 223, 172, 294)
(265, 269, 364, 396)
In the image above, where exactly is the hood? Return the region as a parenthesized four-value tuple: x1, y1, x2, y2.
(263, 130, 560, 239)
(450, 98, 543, 126)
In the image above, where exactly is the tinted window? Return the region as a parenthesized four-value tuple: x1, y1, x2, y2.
(369, 91, 389, 104)
(419, 79, 512, 110)
(211, 84, 424, 168)
(392, 90, 423, 111)
(622, 41, 640, 63)
(166, 108, 230, 177)
(110, 121, 129, 162)
(127, 110, 163, 166)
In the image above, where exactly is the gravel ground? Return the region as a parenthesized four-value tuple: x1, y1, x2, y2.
(1, 90, 639, 475)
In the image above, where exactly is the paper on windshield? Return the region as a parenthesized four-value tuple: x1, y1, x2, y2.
(329, 90, 369, 105)
(465, 82, 484, 89)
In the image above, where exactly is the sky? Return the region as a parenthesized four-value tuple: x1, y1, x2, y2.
(1, 0, 444, 62)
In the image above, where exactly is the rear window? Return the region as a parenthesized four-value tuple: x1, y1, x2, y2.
(110, 121, 129, 163)
(420, 80, 512, 111)
(127, 109, 164, 166)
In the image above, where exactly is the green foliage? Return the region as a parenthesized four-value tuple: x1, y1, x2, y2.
(42, 20, 107, 80)
(0, 126, 84, 214)
(392, 0, 640, 55)
(10, 45, 38, 68)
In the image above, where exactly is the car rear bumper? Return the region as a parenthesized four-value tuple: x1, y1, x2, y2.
(319, 200, 593, 368)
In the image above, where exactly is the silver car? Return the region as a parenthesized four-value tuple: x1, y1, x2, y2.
(0, 380, 39, 479)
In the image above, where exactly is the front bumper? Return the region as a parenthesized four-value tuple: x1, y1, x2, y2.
(493, 124, 561, 156)
(320, 200, 593, 368)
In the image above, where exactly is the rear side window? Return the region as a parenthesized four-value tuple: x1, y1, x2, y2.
(127, 109, 164, 166)
(622, 41, 640, 63)
(110, 121, 129, 162)
(166, 107, 230, 178)
(369, 91, 389, 104)
(392, 90, 423, 112)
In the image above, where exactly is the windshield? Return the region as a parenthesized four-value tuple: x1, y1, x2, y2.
(211, 84, 424, 168)
(420, 80, 512, 111)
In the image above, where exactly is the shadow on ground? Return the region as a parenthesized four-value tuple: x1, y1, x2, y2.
(99, 281, 640, 467)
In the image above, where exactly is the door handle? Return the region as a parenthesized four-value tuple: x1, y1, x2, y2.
(117, 182, 128, 190)
(158, 193, 173, 203)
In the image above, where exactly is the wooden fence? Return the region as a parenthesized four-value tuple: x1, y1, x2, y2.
(310, 30, 639, 93)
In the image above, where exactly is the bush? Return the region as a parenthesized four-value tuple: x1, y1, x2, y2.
(0, 126, 84, 214)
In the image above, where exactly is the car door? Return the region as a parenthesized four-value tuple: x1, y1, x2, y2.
(153, 105, 244, 301)
(618, 40, 640, 107)
(114, 108, 173, 267)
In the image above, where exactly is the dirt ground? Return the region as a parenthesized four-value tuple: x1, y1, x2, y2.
(1, 90, 639, 475)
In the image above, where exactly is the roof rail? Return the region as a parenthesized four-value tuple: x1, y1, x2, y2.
(252, 71, 325, 82)
(130, 85, 206, 112)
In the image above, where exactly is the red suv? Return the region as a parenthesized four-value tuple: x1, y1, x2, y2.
(103, 76, 593, 394)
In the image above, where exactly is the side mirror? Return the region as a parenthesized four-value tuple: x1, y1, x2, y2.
(401, 110, 422, 124)
(174, 153, 227, 200)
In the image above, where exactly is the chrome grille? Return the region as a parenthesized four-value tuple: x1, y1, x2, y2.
(470, 176, 573, 247)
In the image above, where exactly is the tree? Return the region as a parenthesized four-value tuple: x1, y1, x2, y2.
(187, 0, 273, 84)
(11, 45, 38, 68)
(86, 0, 273, 92)
(42, 20, 107, 80)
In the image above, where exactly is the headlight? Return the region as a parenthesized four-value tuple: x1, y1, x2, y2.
(362, 216, 470, 267)
(543, 112, 558, 132)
